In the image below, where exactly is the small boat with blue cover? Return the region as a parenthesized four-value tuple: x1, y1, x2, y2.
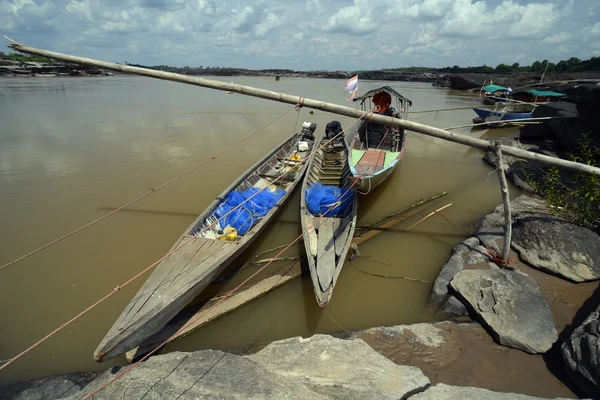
(301, 121, 357, 307)
(348, 86, 412, 193)
(94, 121, 319, 362)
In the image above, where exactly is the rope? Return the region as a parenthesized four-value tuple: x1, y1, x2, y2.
(0, 107, 296, 273)
(0, 108, 370, 374)
(82, 172, 361, 399)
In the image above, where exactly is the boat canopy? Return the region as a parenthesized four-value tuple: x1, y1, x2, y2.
(512, 88, 565, 97)
(353, 86, 412, 107)
(482, 84, 508, 93)
(526, 89, 565, 98)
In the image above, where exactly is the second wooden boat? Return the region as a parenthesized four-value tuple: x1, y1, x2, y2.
(93, 121, 320, 362)
(301, 121, 357, 307)
(348, 86, 412, 193)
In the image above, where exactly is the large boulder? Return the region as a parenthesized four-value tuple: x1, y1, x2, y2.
(429, 237, 490, 316)
(561, 304, 600, 399)
(54, 335, 430, 399)
(449, 269, 558, 354)
(474, 194, 548, 253)
(247, 335, 430, 400)
(512, 215, 600, 282)
(411, 383, 576, 400)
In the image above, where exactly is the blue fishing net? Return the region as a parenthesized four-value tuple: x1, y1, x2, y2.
(305, 182, 354, 217)
(215, 187, 285, 235)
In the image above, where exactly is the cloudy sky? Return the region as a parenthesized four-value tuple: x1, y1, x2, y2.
(1, 0, 599, 70)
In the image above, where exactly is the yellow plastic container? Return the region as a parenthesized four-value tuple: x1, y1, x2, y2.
(217, 227, 238, 241)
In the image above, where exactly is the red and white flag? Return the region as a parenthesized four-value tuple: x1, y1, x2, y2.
(345, 74, 358, 100)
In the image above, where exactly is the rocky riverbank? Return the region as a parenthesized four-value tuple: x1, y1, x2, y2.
(2, 326, 592, 400)
(447, 72, 600, 91)
(427, 117, 600, 398)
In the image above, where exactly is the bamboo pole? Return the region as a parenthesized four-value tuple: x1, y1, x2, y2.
(493, 142, 512, 265)
(444, 116, 567, 131)
(8, 43, 600, 177)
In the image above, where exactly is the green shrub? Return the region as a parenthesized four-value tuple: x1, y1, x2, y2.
(525, 134, 600, 227)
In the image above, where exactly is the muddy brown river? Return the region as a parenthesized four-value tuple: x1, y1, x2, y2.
(0, 76, 520, 384)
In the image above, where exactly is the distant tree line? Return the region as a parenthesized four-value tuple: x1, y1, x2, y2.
(384, 56, 600, 74)
(125, 62, 215, 72)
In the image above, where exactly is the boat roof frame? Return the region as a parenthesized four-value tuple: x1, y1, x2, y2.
(353, 85, 413, 108)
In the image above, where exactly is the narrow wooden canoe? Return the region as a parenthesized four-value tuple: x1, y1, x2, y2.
(93, 121, 321, 362)
(301, 121, 357, 308)
(348, 86, 412, 193)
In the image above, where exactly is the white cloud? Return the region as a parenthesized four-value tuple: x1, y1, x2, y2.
(543, 32, 572, 44)
(1, 0, 598, 70)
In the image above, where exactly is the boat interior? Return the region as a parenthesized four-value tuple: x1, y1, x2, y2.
(193, 122, 318, 241)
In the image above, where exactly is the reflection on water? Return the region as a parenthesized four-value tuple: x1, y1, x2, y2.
(0, 76, 519, 383)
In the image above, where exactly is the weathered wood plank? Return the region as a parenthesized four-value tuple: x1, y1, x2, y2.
(126, 261, 302, 362)
(316, 219, 336, 291)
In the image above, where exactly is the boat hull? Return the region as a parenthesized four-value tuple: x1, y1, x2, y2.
(301, 130, 357, 307)
(355, 161, 398, 192)
(94, 123, 320, 362)
(347, 121, 405, 193)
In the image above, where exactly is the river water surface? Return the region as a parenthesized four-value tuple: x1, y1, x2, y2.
(0, 76, 519, 383)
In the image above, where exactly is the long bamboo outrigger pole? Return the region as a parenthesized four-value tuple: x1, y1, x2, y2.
(7, 43, 600, 177)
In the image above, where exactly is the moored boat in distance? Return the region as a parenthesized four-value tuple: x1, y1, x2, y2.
(348, 86, 412, 193)
(93, 121, 320, 362)
(481, 84, 511, 105)
(473, 103, 534, 127)
(301, 121, 357, 307)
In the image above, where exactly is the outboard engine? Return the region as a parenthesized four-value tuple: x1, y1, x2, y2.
(300, 121, 317, 139)
(325, 120, 343, 140)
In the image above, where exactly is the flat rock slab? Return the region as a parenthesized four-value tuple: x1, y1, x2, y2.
(248, 334, 430, 400)
(561, 303, 600, 399)
(512, 215, 600, 282)
(450, 269, 558, 354)
(411, 383, 577, 400)
(60, 335, 429, 400)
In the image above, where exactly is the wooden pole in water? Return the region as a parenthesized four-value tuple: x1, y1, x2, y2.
(7, 43, 600, 177)
(493, 142, 512, 265)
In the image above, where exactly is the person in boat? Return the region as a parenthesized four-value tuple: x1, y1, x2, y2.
(358, 91, 400, 147)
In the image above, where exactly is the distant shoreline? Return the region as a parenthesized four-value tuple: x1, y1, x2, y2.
(2, 61, 600, 92)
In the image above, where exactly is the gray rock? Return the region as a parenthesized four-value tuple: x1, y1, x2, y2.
(475, 194, 549, 253)
(0, 373, 98, 400)
(248, 334, 430, 400)
(483, 138, 529, 172)
(430, 237, 486, 316)
(66, 349, 329, 400)
(482, 138, 548, 193)
(512, 215, 600, 282)
(561, 304, 600, 398)
(54, 334, 429, 400)
(449, 269, 558, 354)
(411, 383, 576, 399)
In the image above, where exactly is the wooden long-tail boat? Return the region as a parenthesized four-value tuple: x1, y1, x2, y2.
(301, 121, 357, 307)
(348, 86, 412, 193)
(93, 121, 320, 362)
